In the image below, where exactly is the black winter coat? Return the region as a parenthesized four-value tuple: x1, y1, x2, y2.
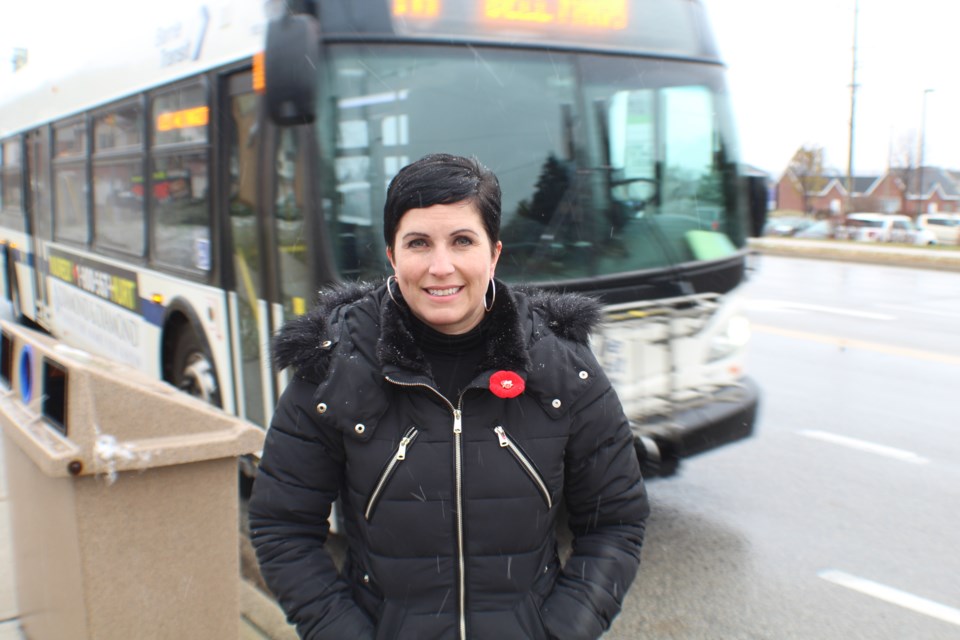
(249, 280, 649, 640)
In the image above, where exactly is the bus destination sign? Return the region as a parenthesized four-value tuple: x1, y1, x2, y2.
(156, 106, 209, 132)
(483, 0, 628, 30)
(393, 0, 629, 32)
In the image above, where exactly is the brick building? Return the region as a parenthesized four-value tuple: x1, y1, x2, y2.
(776, 166, 960, 216)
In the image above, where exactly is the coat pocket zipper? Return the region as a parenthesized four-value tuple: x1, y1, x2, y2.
(493, 426, 553, 509)
(365, 426, 419, 521)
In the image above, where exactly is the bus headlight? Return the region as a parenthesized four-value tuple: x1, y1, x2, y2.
(708, 314, 751, 362)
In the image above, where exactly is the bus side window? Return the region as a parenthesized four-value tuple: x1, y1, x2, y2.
(93, 101, 145, 256)
(53, 119, 90, 244)
(1, 139, 25, 232)
(150, 84, 211, 272)
(27, 129, 52, 241)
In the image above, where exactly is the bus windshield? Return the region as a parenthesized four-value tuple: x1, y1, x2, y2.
(317, 44, 743, 284)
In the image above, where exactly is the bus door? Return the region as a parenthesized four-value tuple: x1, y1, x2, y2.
(25, 128, 52, 323)
(267, 126, 316, 397)
(0, 137, 28, 318)
(224, 72, 274, 427)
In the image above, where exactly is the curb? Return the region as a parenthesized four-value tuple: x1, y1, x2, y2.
(747, 238, 960, 272)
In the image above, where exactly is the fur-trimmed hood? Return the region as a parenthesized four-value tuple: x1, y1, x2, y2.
(271, 281, 378, 380)
(272, 279, 603, 383)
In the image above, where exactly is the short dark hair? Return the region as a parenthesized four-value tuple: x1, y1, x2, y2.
(383, 153, 501, 250)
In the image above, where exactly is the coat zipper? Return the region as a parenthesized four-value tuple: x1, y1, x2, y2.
(385, 376, 468, 640)
(364, 426, 419, 521)
(452, 407, 466, 640)
(493, 426, 553, 509)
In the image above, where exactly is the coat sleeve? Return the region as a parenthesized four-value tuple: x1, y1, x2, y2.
(540, 346, 650, 640)
(248, 375, 375, 640)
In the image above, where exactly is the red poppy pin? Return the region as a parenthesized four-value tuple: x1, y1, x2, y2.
(489, 370, 525, 399)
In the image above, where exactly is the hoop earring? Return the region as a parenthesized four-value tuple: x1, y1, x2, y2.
(387, 275, 401, 306)
(484, 278, 496, 313)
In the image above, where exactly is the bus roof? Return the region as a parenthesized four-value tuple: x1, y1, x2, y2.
(0, 0, 264, 137)
(1, 0, 722, 138)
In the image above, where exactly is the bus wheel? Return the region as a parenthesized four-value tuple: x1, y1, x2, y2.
(171, 330, 221, 407)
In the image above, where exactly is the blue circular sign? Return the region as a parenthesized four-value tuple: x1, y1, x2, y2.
(19, 344, 33, 405)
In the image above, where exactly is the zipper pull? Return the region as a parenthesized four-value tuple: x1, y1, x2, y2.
(397, 434, 412, 460)
(453, 409, 462, 434)
(494, 426, 509, 448)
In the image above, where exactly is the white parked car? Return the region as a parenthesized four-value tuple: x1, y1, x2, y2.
(917, 214, 960, 245)
(842, 213, 938, 245)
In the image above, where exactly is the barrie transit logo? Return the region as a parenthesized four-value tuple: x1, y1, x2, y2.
(156, 5, 210, 67)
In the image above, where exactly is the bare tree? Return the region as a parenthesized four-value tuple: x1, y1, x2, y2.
(788, 145, 827, 214)
(889, 130, 919, 214)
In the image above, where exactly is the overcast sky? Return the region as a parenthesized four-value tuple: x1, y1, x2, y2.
(708, 0, 960, 178)
(3, 0, 958, 179)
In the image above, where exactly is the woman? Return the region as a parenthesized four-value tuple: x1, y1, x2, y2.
(249, 153, 649, 640)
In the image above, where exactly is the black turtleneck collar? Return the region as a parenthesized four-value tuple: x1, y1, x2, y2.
(408, 313, 489, 400)
(377, 279, 532, 381)
(409, 313, 488, 355)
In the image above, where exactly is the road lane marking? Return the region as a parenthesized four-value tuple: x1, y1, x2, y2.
(877, 303, 960, 320)
(747, 300, 896, 320)
(798, 430, 929, 465)
(819, 570, 960, 627)
(752, 324, 960, 366)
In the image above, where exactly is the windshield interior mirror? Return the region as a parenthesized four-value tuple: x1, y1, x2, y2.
(606, 91, 657, 211)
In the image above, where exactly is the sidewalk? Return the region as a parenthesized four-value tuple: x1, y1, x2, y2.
(748, 237, 960, 271)
(0, 432, 294, 640)
(0, 435, 24, 640)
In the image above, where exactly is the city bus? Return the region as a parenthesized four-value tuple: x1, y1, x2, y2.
(0, 0, 764, 478)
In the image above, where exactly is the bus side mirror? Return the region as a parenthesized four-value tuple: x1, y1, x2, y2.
(746, 174, 768, 237)
(265, 14, 321, 126)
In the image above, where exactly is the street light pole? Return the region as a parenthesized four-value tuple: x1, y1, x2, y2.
(916, 88, 933, 217)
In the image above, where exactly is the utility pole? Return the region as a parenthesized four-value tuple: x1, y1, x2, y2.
(845, 0, 859, 215)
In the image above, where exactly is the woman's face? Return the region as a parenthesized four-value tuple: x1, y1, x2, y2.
(386, 201, 501, 335)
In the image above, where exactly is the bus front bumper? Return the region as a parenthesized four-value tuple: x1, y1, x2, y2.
(629, 376, 760, 478)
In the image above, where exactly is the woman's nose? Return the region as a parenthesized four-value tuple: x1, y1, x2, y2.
(429, 247, 455, 275)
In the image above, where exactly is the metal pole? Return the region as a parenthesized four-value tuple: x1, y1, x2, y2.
(845, 0, 859, 213)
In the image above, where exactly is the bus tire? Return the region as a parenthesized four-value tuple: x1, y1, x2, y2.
(170, 329, 222, 408)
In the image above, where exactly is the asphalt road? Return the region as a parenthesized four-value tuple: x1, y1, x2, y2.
(605, 255, 960, 639)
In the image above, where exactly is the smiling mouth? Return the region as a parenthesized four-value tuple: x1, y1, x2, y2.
(426, 286, 462, 297)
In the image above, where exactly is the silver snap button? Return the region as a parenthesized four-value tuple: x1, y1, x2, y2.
(579, 371, 589, 379)
(355, 423, 366, 434)
(316, 402, 327, 414)
(551, 399, 562, 409)
(363, 573, 370, 584)
(321, 340, 332, 348)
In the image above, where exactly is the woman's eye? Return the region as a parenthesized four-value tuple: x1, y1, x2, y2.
(407, 238, 427, 249)
(454, 236, 474, 246)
